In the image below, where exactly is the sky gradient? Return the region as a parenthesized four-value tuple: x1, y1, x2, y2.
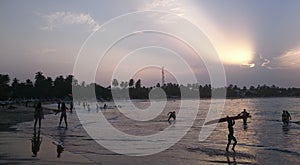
(1, 0, 300, 87)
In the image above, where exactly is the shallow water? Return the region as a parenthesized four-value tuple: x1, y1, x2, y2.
(17, 98, 300, 164)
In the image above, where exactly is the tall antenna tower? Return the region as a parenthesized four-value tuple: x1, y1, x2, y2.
(162, 66, 165, 86)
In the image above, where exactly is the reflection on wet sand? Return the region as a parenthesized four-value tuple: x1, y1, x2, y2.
(54, 127, 66, 158)
(31, 129, 42, 157)
(31, 128, 66, 158)
(226, 153, 237, 165)
(282, 124, 290, 134)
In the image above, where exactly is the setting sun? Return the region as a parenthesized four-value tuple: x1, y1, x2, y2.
(220, 48, 254, 65)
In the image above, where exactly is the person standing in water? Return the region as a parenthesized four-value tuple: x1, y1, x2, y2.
(282, 110, 292, 125)
(57, 102, 68, 128)
(34, 102, 43, 129)
(226, 116, 237, 152)
(282, 110, 289, 125)
(239, 109, 250, 125)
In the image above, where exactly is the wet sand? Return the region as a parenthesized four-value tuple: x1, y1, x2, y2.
(0, 105, 93, 165)
(0, 132, 92, 165)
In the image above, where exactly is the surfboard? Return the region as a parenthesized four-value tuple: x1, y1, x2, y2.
(51, 109, 61, 114)
(204, 114, 251, 125)
(291, 121, 300, 125)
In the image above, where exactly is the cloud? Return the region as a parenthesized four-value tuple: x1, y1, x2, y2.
(259, 54, 271, 68)
(258, 48, 300, 69)
(240, 63, 255, 68)
(142, 0, 185, 16)
(39, 11, 100, 32)
(41, 48, 57, 54)
(274, 49, 300, 69)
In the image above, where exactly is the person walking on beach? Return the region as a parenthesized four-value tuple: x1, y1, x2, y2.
(34, 102, 43, 129)
(239, 109, 250, 125)
(57, 102, 68, 128)
(226, 116, 237, 152)
(167, 111, 176, 122)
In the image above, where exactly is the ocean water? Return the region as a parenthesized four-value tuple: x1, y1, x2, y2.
(17, 98, 300, 164)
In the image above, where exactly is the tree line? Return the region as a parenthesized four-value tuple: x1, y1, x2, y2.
(1, 72, 300, 101)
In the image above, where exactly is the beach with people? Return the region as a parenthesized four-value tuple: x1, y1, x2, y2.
(0, 104, 92, 164)
(2, 0, 300, 164)
(0, 98, 300, 164)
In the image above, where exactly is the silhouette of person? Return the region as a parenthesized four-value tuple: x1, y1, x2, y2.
(282, 110, 288, 125)
(239, 109, 250, 125)
(167, 111, 176, 121)
(34, 102, 43, 129)
(31, 129, 42, 157)
(282, 110, 292, 125)
(226, 116, 237, 152)
(58, 102, 68, 128)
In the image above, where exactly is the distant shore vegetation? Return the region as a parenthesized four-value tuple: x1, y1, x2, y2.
(1, 72, 300, 101)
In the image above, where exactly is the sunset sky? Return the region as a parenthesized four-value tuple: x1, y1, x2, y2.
(1, 0, 300, 87)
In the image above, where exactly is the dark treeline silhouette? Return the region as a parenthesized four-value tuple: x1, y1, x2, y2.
(1, 72, 300, 101)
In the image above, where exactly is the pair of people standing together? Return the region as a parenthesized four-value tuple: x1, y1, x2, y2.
(34, 102, 69, 129)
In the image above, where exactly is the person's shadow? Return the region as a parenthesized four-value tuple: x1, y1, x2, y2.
(31, 129, 42, 157)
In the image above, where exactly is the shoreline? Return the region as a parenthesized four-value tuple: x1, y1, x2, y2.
(0, 105, 55, 132)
